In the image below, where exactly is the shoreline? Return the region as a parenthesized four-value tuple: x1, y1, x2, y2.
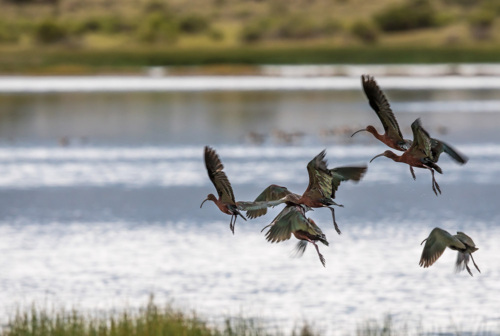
(2, 69, 500, 93)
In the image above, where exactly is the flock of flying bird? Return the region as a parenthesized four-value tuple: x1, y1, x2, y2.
(200, 74, 481, 276)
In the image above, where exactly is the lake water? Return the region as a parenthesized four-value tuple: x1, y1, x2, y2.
(0, 75, 499, 335)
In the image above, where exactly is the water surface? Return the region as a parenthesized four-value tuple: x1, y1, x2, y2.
(0, 76, 499, 335)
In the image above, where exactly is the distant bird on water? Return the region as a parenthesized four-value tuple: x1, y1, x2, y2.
(419, 227, 481, 276)
(352, 74, 468, 165)
(261, 204, 329, 267)
(245, 150, 367, 234)
(200, 146, 246, 234)
(370, 118, 443, 195)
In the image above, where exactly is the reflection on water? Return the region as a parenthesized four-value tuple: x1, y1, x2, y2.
(0, 88, 499, 146)
(0, 79, 499, 335)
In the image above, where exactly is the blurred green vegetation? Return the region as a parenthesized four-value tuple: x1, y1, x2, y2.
(1, 297, 491, 336)
(1, 0, 500, 72)
(2, 296, 318, 336)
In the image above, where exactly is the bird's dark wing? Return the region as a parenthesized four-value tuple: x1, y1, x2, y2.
(244, 184, 295, 219)
(303, 150, 333, 200)
(329, 165, 367, 198)
(409, 118, 433, 159)
(430, 138, 468, 164)
(455, 232, 476, 248)
(204, 146, 236, 204)
(419, 227, 465, 268)
(362, 75, 405, 142)
(264, 205, 313, 243)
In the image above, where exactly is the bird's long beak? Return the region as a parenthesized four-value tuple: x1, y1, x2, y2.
(370, 153, 385, 163)
(200, 198, 209, 208)
(351, 129, 366, 137)
(260, 224, 272, 233)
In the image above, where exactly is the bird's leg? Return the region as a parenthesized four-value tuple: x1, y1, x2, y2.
(328, 206, 342, 235)
(465, 264, 473, 277)
(470, 254, 481, 273)
(430, 169, 441, 196)
(229, 215, 235, 234)
(410, 166, 416, 180)
(308, 239, 326, 267)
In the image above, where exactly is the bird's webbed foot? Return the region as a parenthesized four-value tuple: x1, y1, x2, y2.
(311, 241, 326, 267)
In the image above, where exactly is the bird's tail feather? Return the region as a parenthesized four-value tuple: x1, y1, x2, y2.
(292, 240, 308, 258)
(455, 252, 470, 273)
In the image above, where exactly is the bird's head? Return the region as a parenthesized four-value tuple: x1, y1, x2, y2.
(200, 194, 217, 208)
(370, 150, 396, 163)
(351, 125, 377, 138)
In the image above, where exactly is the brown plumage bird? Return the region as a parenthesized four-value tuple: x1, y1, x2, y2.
(245, 150, 367, 234)
(370, 118, 443, 195)
(352, 74, 411, 151)
(419, 227, 481, 276)
(200, 146, 246, 234)
(261, 204, 329, 267)
(353, 75, 468, 165)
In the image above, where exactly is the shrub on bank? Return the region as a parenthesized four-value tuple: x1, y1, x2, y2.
(374, 0, 438, 32)
(0, 20, 20, 43)
(351, 20, 379, 44)
(34, 19, 66, 44)
(136, 12, 179, 43)
(179, 14, 210, 34)
(468, 9, 496, 40)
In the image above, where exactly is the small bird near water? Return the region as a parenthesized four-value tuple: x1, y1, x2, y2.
(419, 227, 481, 276)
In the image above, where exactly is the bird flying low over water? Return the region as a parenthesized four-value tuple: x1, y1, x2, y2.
(201, 146, 246, 234)
(352, 74, 411, 151)
(419, 227, 480, 276)
(353, 74, 468, 165)
(261, 204, 329, 267)
(370, 118, 444, 196)
(244, 150, 367, 235)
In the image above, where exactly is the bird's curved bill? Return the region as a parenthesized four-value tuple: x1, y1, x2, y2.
(200, 198, 209, 208)
(370, 153, 385, 163)
(351, 129, 367, 137)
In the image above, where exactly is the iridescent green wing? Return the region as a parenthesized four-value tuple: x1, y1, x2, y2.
(264, 205, 310, 243)
(409, 118, 433, 159)
(329, 165, 367, 198)
(419, 227, 465, 268)
(362, 75, 405, 142)
(244, 184, 294, 219)
(204, 146, 236, 204)
(302, 150, 333, 201)
(455, 232, 476, 248)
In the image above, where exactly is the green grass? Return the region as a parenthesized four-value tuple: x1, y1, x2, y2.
(1, 297, 495, 336)
(1, 296, 318, 336)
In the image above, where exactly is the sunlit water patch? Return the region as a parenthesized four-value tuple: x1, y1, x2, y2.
(0, 144, 499, 189)
(3, 75, 500, 92)
(0, 220, 498, 335)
